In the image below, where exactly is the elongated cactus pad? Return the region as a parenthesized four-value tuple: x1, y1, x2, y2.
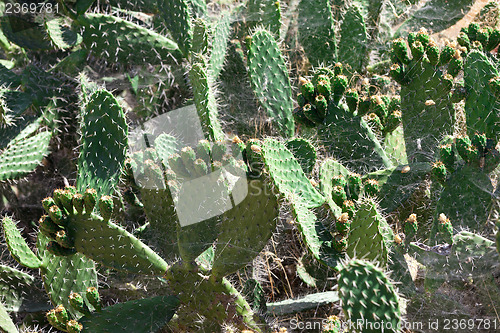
(346, 200, 394, 266)
(1, 216, 42, 269)
(79, 14, 181, 65)
(248, 28, 295, 137)
(212, 178, 279, 278)
(79, 295, 179, 332)
(77, 89, 128, 199)
(261, 138, 324, 208)
(339, 259, 401, 333)
(159, 0, 193, 57)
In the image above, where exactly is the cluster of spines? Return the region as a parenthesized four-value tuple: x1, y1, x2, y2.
(40, 186, 113, 256)
(46, 287, 101, 333)
(457, 22, 500, 53)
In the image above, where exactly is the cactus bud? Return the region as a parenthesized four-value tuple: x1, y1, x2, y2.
(437, 213, 453, 244)
(297, 92, 306, 107)
(67, 320, 83, 333)
(195, 139, 212, 164)
(392, 38, 410, 64)
(72, 194, 84, 215)
(389, 63, 404, 84)
(342, 200, 356, 219)
(455, 135, 473, 161)
(333, 62, 343, 75)
(39, 215, 60, 238)
(49, 205, 64, 226)
(83, 189, 97, 214)
(193, 158, 208, 176)
(410, 41, 424, 59)
(212, 141, 228, 162)
(316, 78, 331, 100)
(303, 103, 323, 124)
(69, 292, 89, 315)
(332, 185, 347, 207)
(471, 132, 487, 153)
(431, 161, 447, 184)
(54, 304, 69, 324)
(439, 44, 455, 65)
(439, 144, 455, 170)
(426, 40, 440, 66)
(332, 75, 348, 101)
(46, 309, 66, 331)
(447, 53, 463, 77)
(42, 197, 56, 215)
(384, 110, 402, 134)
(476, 27, 490, 48)
(363, 179, 380, 196)
(299, 78, 315, 101)
(332, 175, 347, 188)
(98, 196, 114, 222)
(457, 32, 471, 51)
(416, 28, 430, 48)
(365, 113, 384, 132)
(336, 212, 351, 235)
(471, 40, 483, 52)
(314, 94, 328, 118)
(56, 230, 73, 248)
(53, 189, 66, 210)
(345, 89, 359, 113)
(487, 28, 500, 51)
(332, 234, 347, 252)
(168, 153, 191, 178)
(404, 213, 418, 239)
(468, 22, 480, 41)
(489, 77, 500, 98)
(347, 173, 362, 201)
(86, 286, 101, 311)
(245, 139, 264, 174)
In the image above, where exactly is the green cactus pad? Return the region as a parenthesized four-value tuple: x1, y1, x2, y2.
(261, 138, 324, 208)
(297, 0, 337, 67)
(339, 259, 401, 333)
(319, 102, 392, 173)
(37, 234, 98, 316)
(79, 14, 181, 65)
(1, 216, 43, 269)
(285, 138, 317, 174)
(209, 13, 231, 80)
(0, 130, 52, 181)
(63, 210, 170, 275)
(346, 200, 394, 266)
(212, 178, 279, 278)
(0, 301, 17, 333)
(0, 15, 53, 50)
(79, 295, 180, 332)
(159, 0, 193, 57)
(433, 165, 493, 232)
(248, 28, 294, 137)
(189, 63, 225, 141)
(0, 264, 49, 312)
(77, 89, 128, 199)
(319, 159, 350, 218)
(292, 202, 343, 271)
(363, 163, 430, 213)
(463, 50, 500, 140)
(338, 4, 369, 73)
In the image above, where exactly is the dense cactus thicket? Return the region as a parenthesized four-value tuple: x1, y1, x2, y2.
(0, 0, 499, 332)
